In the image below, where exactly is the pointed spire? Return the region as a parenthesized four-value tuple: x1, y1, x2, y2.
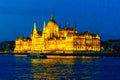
(43, 20, 46, 27)
(74, 24, 77, 30)
(96, 32, 99, 35)
(43, 21, 46, 31)
(74, 24, 76, 28)
(67, 23, 70, 28)
(64, 23, 67, 30)
(50, 14, 54, 20)
(33, 22, 38, 34)
(43, 21, 47, 33)
(34, 22, 37, 29)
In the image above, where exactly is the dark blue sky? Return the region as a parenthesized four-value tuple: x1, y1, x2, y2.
(0, 0, 120, 41)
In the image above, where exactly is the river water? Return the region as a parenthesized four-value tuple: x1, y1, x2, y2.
(0, 54, 120, 80)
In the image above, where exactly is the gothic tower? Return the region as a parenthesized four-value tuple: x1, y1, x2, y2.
(31, 22, 38, 39)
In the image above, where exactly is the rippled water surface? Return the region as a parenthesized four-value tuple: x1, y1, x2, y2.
(0, 54, 120, 80)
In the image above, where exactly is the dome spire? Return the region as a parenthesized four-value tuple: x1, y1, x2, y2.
(49, 14, 56, 23)
(50, 14, 54, 20)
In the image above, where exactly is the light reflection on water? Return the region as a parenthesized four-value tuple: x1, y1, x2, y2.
(1, 55, 120, 80)
(31, 58, 76, 79)
(30, 57, 100, 80)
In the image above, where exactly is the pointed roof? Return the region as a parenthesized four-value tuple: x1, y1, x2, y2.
(32, 22, 38, 34)
(43, 21, 46, 32)
(43, 20, 46, 27)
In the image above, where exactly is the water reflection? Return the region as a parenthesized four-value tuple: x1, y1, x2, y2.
(31, 58, 75, 79)
(14, 56, 33, 80)
(79, 57, 100, 80)
(30, 57, 100, 80)
(1, 55, 120, 80)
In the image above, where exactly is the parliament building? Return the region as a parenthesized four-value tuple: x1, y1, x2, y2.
(14, 16, 100, 53)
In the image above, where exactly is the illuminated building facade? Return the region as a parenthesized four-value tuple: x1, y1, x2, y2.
(14, 16, 100, 53)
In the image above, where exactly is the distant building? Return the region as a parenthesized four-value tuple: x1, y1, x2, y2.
(108, 40, 120, 51)
(100, 40, 109, 51)
(0, 41, 15, 52)
(14, 16, 100, 53)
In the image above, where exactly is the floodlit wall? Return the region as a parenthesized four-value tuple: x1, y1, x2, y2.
(14, 17, 100, 53)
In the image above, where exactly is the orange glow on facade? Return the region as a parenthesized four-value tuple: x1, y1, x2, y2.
(14, 16, 100, 53)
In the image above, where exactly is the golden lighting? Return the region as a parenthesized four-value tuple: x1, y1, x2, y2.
(31, 58, 75, 79)
(14, 16, 100, 53)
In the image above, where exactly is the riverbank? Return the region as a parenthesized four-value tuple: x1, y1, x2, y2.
(0, 51, 120, 58)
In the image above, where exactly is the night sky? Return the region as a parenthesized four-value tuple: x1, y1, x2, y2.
(0, 0, 120, 42)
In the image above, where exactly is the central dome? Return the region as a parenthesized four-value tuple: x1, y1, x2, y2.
(45, 15, 59, 38)
(47, 15, 57, 26)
